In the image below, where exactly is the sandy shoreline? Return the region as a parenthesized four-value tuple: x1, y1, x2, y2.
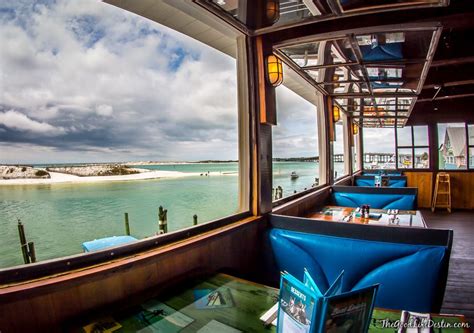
(0, 170, 203, 186)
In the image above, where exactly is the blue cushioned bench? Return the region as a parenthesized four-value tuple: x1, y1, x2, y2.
(267, 214, 452, 313)
(332, 185, 417, 210)
(354, 175, 407, 187)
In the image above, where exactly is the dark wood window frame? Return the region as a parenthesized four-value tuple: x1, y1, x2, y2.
(395, 125, 430, 170)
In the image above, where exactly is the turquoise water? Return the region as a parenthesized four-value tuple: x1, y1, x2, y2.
(0, 162, 343, 268)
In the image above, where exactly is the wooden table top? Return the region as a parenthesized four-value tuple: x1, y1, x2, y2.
(75, 273, 470, 332)
(307, 206, 427, 228)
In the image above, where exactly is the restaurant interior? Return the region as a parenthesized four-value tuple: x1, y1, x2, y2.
(0, 0, 473, 332)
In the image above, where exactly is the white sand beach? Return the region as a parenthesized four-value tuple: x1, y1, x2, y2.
(0, 169, 201, 186)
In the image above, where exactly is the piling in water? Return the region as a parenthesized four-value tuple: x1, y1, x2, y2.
(124, 212, 130, 236)
(28, 242, 36, 263)
(193, 214, 198, 226)
(158, 206, 168, 234)
(17, 219, 34, 264)
(18, 220, 29, 264)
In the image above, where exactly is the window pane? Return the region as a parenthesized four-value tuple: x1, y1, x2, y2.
(0, 3, 241, 269)
(469, 125, 474, 146)
(414, 148, 429, 169)
(413, 126, 429, 146)
(352, 132, 360, 172)
(333, 123, 346, 179)
(470, 147, 474, 169)
(397, 148, 413, 169)
(397, 126, 412, 146)
(273, 86, 319, 200)
(438, 123, 467, 170)
(363, 128, 396, 169)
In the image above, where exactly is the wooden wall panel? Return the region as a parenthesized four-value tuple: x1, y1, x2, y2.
(0, 217, 265, 333)
(446, 172, 474, 209)
(405, 172, 433, 208)
(405, 171, 474, 209)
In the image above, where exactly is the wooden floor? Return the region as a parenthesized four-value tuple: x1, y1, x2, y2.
(423, 209, 474, 328)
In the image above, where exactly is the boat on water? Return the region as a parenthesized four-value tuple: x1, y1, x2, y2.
(1, 0, 474, 331)
(290, 171, 299, 179)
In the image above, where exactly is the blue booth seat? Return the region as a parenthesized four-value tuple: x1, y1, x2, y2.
(268, 215, 452, 313)
(354, 176, 407, 188)
(332, 185, 417, 210)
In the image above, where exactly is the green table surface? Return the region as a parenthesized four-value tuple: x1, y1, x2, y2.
(80, 273, 470, 332)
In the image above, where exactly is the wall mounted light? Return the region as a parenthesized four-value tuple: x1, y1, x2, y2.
(333, 74, 340, 88)
(352, 123, 359, 135)
(266, 54, 283, 87)
(333, 105, 341, 123)
(266, 0, 280, 25)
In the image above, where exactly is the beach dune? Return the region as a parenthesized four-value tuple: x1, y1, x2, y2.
(0, 165, 199, 186)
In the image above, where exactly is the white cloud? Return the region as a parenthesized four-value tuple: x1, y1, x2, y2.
(95, 104, 113, 116)
(0, 110, 65, 135)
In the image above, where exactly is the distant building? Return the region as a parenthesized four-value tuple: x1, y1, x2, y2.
(439, 127, 467, 169)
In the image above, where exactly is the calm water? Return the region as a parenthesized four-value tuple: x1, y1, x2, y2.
(0, 162, 344, 268)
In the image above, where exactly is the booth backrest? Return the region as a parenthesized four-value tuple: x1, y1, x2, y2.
(332, 185, 417, 210)
(363, 170, 402, 176)
(268, 214, 452, 313)
(354, 176, 407, 188)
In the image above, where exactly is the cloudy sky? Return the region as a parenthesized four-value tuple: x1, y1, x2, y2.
(0, 0, 389, 164)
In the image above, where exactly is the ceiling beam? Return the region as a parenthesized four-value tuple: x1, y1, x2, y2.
(417, 92, 474, 102)
(430, 56, 474, 67)
(331, 92, 417, 98)
(423, 80, 474, 89)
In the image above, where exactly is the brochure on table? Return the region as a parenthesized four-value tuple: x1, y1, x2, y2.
(276, 269, 378, 333)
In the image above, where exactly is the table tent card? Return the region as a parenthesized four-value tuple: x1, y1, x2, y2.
(277, 269, 378, 333)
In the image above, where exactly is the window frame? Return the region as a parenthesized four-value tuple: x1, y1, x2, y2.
(436, 122, 472, 171)
(467, 123, 474, 170)
(395, 125, 430, 170)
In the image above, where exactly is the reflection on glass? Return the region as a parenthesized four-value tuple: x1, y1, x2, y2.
(438, 123, 467, 170)
(210, 0, 445, 28)
(333, 123, 346, 179)
(338, 0, 443, 14)
(469, 124, 474, 145)
(397, 148, 413, 168)
(413, 125, 429, 146)
(281, 42, 320, 67)
(414, 148, 429, 169)
(397, 126, 412, 146)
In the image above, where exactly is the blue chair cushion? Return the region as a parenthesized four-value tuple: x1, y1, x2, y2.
(82, 235, 137, 252)
(332, 192, 416, 210)
(269, 228, 446, 312)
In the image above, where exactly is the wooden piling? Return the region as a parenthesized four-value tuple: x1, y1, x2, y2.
(193, 214, 198, 226)
(124, 212, 130, 236)
(158, 206, 168, 234)
(17, 220, 30, 264)
(28, 242, 36, 263)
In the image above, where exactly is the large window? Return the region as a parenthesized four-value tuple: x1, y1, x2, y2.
(272, 86, 319, 200)
(438, 123, 468, 170)
(0, 1, 241, 268)
(362, 128, 396, 169)
(352, 123, 361, 172)
(333, 120, 347, 180)
(396, 126, 429, 169)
